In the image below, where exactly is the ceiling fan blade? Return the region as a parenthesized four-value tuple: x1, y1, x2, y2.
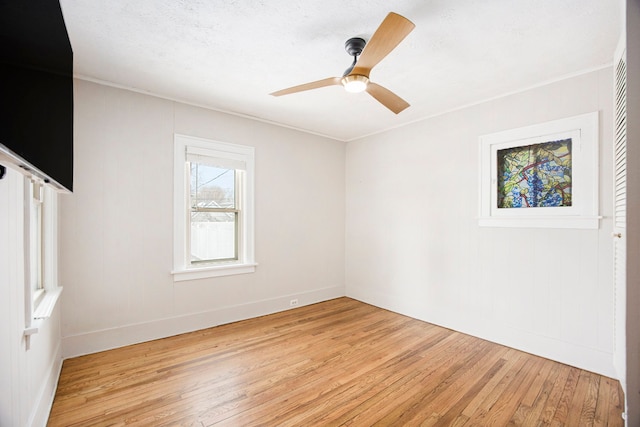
(350, 12, 415, 77)
(366, 82, 410, 114)
(270, 77, 342, 96)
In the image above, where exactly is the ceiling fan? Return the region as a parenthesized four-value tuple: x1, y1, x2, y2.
(270, 12, 415, 114)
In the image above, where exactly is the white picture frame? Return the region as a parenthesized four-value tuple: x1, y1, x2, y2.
(478, 112, 600, 229)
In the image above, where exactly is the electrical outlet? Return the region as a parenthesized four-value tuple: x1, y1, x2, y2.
(289, 299, 299, 307)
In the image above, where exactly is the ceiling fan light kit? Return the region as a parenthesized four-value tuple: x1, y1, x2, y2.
(270, 12, 415, 114)
(341, 75, 369, 93)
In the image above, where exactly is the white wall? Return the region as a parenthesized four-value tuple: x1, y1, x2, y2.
(60, 80, 346, 357)
(0, 168, 63, 427)
(346, 68, 617, 377)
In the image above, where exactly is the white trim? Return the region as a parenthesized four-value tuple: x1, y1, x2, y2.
(33, 287, 63, 319)
(478, 112, 600, 229)
(173, 134, 255, 280)
(477, 215, 602, 229)
(172, 263, 257, 281)
(28, 183, 62, 323)
(62, 286, 345, 359)
(186, 144, 249, 169)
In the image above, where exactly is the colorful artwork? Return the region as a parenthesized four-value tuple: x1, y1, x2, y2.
(497, 139, 572, 208)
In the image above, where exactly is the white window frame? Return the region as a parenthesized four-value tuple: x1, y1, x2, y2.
(172, 134, 256, 281)
(29, 180, 45, 307)
(478, 112, 600, 229)
(23, 175, 63, 345)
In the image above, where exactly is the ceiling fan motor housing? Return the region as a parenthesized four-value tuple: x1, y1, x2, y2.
(344, 37, 366, 57)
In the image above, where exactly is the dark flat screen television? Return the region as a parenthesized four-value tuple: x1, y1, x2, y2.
(0, 0, 74, 192)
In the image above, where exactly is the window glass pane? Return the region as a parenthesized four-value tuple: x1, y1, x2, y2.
(190, 212, 236, 262)
(190, 163, 235, 209)
(30, 184, 42, 292)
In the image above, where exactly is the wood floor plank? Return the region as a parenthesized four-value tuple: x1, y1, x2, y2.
(419, 354, 508, 426)
(520, 361, 562, 425)
(537, 363, 575, 425)
(458, 348, 522, 420)
(578, 371, 601, 426)
(459, 350, 530, 425)
(551, 366, 582, 426)
(47, 298, 625, 426)
(483, 354, 546, 425)
(593, 374, 613, 426)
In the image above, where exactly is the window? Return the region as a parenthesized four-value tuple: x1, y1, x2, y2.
(173, 135, 255, 281)
(29, 181, 44, 307)
(26, 176, 62, 322)
(478, 112, 600, 229)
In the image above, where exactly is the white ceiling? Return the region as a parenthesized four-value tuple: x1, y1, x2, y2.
(59, 0, 621, 141)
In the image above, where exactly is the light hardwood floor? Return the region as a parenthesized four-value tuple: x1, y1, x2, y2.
(48, 298, 624, 426)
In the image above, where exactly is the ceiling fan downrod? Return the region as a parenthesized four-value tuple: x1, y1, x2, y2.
(342, 37, 366, 76)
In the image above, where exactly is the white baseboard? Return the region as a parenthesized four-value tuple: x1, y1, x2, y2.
(62, 286, 345, 359)
(30, 339, 63, 427)
(347, 286, 617, 379)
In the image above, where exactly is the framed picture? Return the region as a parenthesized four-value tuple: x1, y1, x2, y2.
(479, 112, 600, 229)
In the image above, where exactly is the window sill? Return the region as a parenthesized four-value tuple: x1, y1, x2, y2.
(23, 286, 62, 350)
(172, 263, 257, 282)
(478, 215, 602, 229)
(33, 287, 63, 319)
(25, 287, 63, 340)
